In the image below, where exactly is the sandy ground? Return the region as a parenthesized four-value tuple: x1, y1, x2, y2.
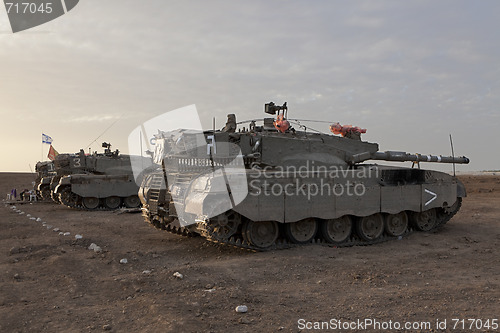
(0, 173, 499, 332)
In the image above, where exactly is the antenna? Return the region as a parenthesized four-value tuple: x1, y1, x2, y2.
(140, 131, 143, 158)
(209, 117, 216, 170)
(28, 163, 35, 177)
(449, 134, 456, 176)
(41, 131, 43, 162)
(85, 115, 122, 149)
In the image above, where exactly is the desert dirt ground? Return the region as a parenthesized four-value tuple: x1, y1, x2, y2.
(0, 173, 499, 332)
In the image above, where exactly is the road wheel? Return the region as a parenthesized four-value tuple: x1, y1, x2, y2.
(82, 197, 100, 210)
(209, 211, 241, 240)
(321, 216, 352, 244)
(124, 195, 141, 208)
(356, 213, 384, 241)
(105, 196, 121, 209)
(59, 187, 79, 207)
(243, 220, 279, 249)
(410, 209, 437, 231)
(384, 212, 408, 237)
(284, 218, 318, 244)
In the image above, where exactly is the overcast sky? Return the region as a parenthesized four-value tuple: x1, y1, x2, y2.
(0, 0, 499, 172)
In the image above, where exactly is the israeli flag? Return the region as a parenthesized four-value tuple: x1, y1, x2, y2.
(42, 133, 53, 144)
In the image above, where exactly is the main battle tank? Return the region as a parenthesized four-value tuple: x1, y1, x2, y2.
(39, 151, 87, 202)
(53, 143, 152, 210)
(38, 148, 107, 202)
(34, 161, 56, 200)
(139, 103, 469, 250)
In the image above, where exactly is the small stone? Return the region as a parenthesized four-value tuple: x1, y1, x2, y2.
(235, 305, 248, 313)
(59, 232, 64, 235)
(14, 273, 20, 280)
(53, 228, 60, 232)
(88, 243, 103, 253)
(26, 214, 31, 217)
(120, 258, 128, 264)
(19, 212, 24, 215)
(63, 232, 70, 236)
(46, 225, 52, 230)
(36, 218, 42, 222)
(9, 247, 19, 255)
(102, 324, 112, 331)
(173, 272, 183, 279)
(142, 270, 152, 274)
(239, 317, 252, 324)
(75, 234, 83, 240)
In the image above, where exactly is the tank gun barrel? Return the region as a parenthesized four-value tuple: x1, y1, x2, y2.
(350, 151, 470, 164)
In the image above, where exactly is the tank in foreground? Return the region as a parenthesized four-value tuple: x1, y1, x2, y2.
(139, 103, 469, 250)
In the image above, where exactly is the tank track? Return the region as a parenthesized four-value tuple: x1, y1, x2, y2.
(60, 200, 135, 211)
(38, 185, 52, 201)
(141, 209, 196, 237)
(56, 187, 141, 212)
(142, 198, 462, 252)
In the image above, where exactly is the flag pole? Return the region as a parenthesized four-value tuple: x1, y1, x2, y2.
(41, 132, 43, 161)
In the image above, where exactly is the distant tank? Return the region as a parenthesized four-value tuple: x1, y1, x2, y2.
(37, 149, 94, 202)
(34, 161, 56, 200)
(44, 151, 87, 202)
(53, 143, 152, 210)
(139, 103, 469, 250)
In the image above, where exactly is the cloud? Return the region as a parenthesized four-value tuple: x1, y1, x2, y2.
(62, 114, 123, 123)
(1, 0, 499, 171)
(345, 16, 385, 29)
